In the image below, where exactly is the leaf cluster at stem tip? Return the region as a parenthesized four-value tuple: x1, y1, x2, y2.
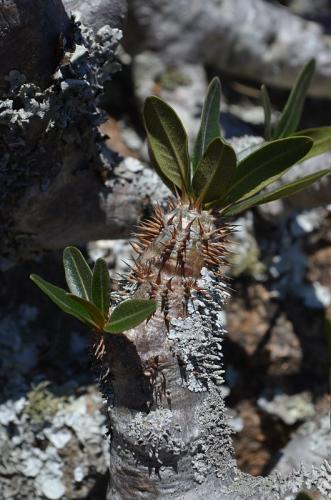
(143, 63, 330, 216)
(30, 247, 156, 333)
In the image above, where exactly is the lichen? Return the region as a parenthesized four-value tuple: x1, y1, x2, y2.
(23, 382, 67, 424)
(168, 269, 229, 392)
(0, 20, 121, 268)
(157, 68, 192, 91)
(127, 409, 185, 468)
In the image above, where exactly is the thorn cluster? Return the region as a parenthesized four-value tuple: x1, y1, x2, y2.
(129, 202, 232, 324)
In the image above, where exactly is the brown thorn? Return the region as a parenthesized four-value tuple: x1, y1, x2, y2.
(166, 278, 173, 291)
(130, 242, 143, 254)
(167, 213, 177, 226)
(198, 219, 205, 236)
(135, 229, 160, 237)
(204, 257, 220, 266)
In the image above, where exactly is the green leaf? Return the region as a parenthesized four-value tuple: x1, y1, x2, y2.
(144, 96, 190, 193)
(223, 136, 313, 205)
(192, 77, 221, 171)
(222, 168, 330, 216)
(192, 138, 236, 205)
(237, 141, 264, 163)
(261, 84, 272, 140)
(148, 143, 180, 196)
(294, 493, 313, 500)
(292, 126, 331, 161)
(63, 246, 92, 300)
(104, 299, 157, 334)
(272, 59, 315, 139)
(92, 258, 111, 319)
(67, 294, 106, 329)
(30, 274, 99, 328)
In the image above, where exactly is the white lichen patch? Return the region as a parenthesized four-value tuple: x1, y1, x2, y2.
(168, 269, 228, 391)
(194, 387, 235, 484)
(127, 409, 185, 464)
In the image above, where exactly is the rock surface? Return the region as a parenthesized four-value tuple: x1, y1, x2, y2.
(125, 0, 331, 97)
(64, 0, 127, 30)
(62, 0, 331, 97)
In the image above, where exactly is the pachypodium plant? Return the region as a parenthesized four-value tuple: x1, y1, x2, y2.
(30, 71, 331, 499)
(30, 247, 156, 357)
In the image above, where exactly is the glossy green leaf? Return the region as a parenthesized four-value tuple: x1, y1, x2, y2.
(223, 136, 313, 205)
(261, 84, 272, 140)
(222, 168, 330, 216)
(148, 143, 180, 196)
(192, 77, 221, 171)
(104, 299, 157, 334)
(192, 138, 236, 205)
(237, 141, 264, 163)
(63, 247, 92, 300)
(30, 274, 99, 328)
(144, 96, 190, 192)
(67, 294, 106, 329)
(92, 258, 111, 319)
(292, 126, 331, 161)
(273, 59, 315, 139)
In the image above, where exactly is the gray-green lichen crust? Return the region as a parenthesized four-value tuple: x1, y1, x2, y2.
(0, 21, 120, 268)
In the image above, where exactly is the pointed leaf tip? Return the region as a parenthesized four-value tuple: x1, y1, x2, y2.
(273, 58, 315, 139)
(192, 76, 222, 171)
(222, 168, 330, 216)
(104, 299, 157, 334)
(30, 274, 99, 328)
(292, 126, 331, 162)
(223, 136, 313, 204)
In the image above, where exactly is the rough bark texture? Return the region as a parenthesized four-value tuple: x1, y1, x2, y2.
(102, 270, 331, 499)
(97, 205, 331, 499)
(2, 2, 330, 498)
(0, 2, 167, 270)
(0, 0, 70, 90)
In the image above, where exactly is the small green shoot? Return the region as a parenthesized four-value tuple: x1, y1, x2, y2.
(192, 76, 222, 171)
(30, 247, 156, 333)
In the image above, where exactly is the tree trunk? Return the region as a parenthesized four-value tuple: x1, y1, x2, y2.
(0, 0, 70, 90)
(102, 269, 331, 499)
(99, 205, 331, 499)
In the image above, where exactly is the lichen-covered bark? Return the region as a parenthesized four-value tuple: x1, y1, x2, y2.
(0, 0, 70, 90)
(0, 7, 167, 270)
(100, 206, 331, 499)
(103, 274, 331, 499)
(102, 270, 231, 499)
